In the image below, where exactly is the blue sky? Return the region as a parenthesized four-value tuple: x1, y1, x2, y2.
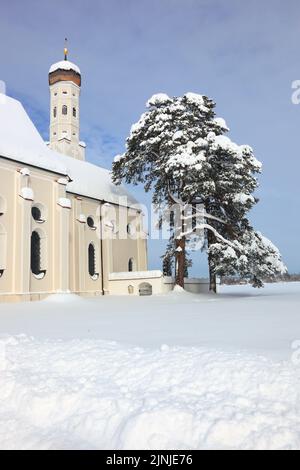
(1, 0, 300, 275)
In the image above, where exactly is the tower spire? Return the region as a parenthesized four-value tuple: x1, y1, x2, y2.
(49, 43, 85, 160)
(64, 38, 68, 61)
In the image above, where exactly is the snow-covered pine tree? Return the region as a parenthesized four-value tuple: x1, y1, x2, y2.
(208, 226, 287, 287)
(113, 92, 229, 287)
(112, 92, 286, 290)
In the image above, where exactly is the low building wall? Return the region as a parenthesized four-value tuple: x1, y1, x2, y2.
(108, 271, 210, 296)
(108, 271, 169, 296)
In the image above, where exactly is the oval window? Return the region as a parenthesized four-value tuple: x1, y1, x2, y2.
(31, 204, 46, 223)
(87, 216, 96, 229)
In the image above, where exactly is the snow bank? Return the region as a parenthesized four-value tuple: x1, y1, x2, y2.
(0, 283, 299, 450)
(44, 293, 84, 303)
(0, 335, 299, 450)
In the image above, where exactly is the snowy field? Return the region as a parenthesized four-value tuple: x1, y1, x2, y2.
(0, 283, 299, 450)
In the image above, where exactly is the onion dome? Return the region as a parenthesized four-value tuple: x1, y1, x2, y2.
(48, 39, 81, 86)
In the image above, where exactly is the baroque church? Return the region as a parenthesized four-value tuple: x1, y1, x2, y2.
(0, 47, 208, 302)
(0, 48, 172, 302)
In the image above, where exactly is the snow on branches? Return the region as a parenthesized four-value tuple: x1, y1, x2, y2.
(112, 91, 285, 290)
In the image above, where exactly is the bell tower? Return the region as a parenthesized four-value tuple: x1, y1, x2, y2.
(48, 40, 85, 160)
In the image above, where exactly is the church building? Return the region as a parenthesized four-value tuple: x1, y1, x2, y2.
(0, 48, 172, 302)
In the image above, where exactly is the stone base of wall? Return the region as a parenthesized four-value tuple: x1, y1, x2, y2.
(0, 292, 50, 303)
(0, 290, 104, 303)
(0, 275, 214, 303)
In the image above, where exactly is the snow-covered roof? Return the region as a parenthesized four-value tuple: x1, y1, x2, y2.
(49, 60, 81, 75)
(109, 271, 163, 281)
(62, 155, 139, 207)
(0, 93, 67, 175)
(0, 93, 138, 208)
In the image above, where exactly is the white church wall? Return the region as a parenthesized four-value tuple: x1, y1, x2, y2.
(0, 159, 14, 297)
(0, 157, 75, 302)
(68, 193, 103, 296)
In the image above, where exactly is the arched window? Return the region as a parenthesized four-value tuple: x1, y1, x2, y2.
(0, 196, 6, 216)
(128, 258, 135, 272)
(73, 107, 76, 118)
(62, 105, 67, 115)
(88, 243, 99, 279)
(31, 230, 46, 278)
(0, 223, 7, 278)
(53, 107, 57, 118)
(139, 282, 153, 296)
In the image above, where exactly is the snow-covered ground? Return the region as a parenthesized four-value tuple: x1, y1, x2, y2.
(0, 283, 299, 450)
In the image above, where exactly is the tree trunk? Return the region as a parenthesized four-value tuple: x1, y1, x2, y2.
(175, 237, 185, 288)
(209, 262, 217, 293)
(207, 226, 217, 294)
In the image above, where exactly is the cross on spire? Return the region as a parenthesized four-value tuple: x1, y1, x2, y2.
(64, 38, 68, 61)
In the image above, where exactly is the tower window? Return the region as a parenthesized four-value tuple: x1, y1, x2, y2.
(73, 107, 77, 118)
(63, 91, 67, 95)
(62, 105, 68, 115)
(53, 107, 57, 118)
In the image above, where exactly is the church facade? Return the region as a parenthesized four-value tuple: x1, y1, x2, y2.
(0, 53, 159, 302)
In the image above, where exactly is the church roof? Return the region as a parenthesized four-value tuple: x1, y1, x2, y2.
(49, 60, 81, 75)
(0, 93, 67, 175)
(62, 154, 138, 207)
(0, 93, 138, 208)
